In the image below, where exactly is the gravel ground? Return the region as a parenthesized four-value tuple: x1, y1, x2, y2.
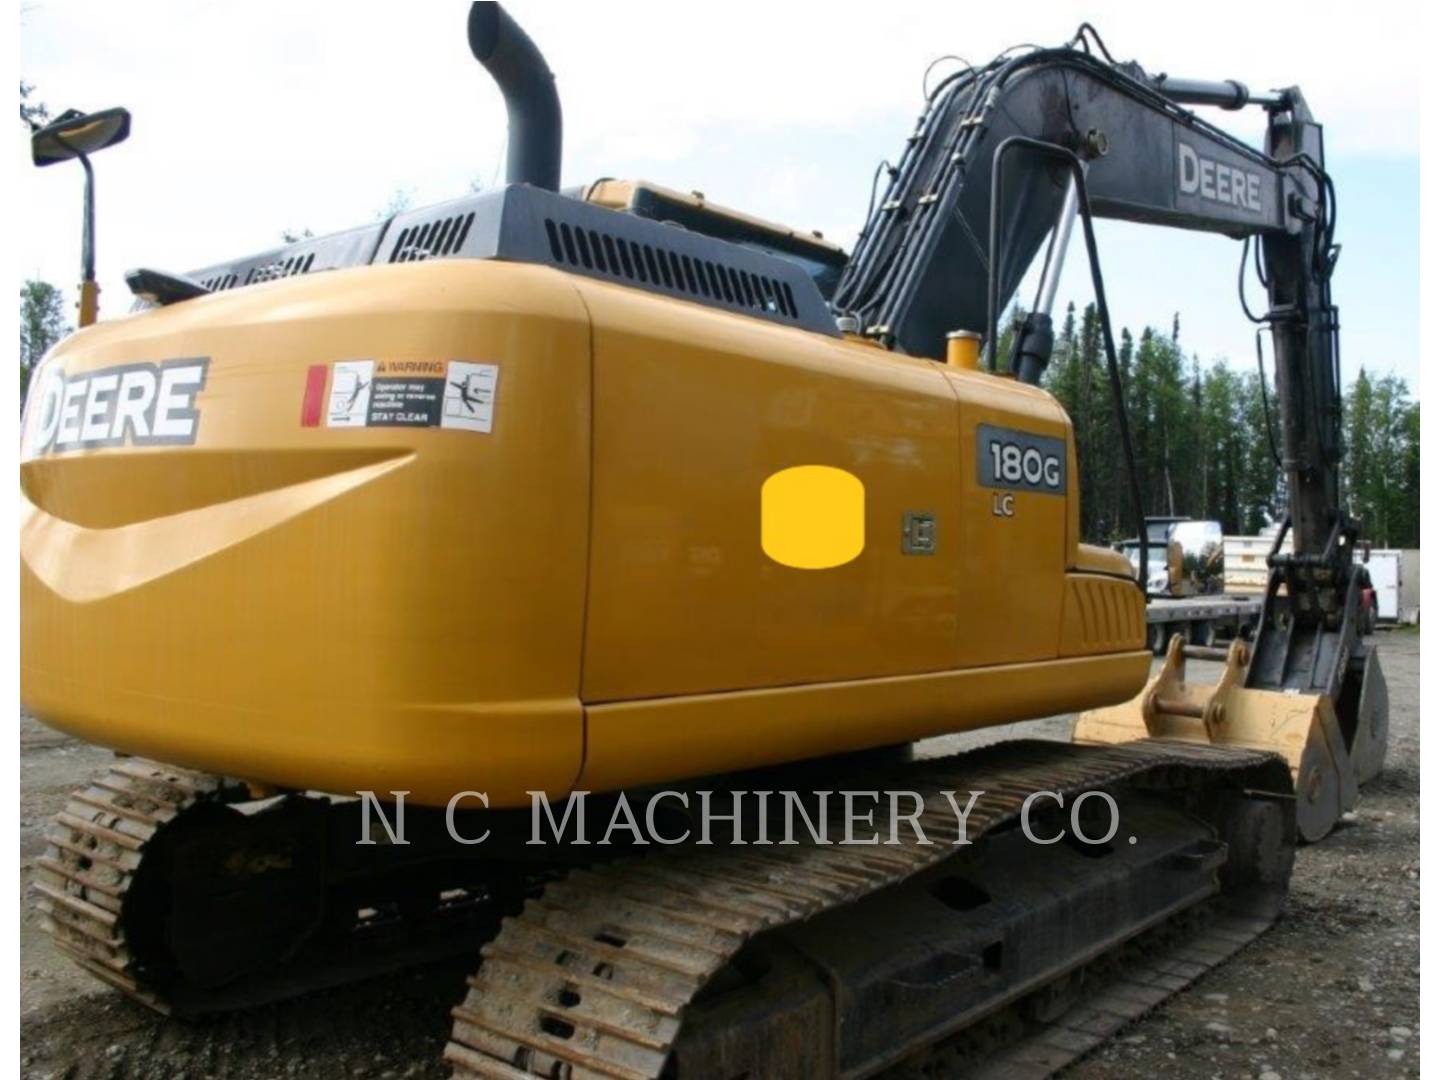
(19, 630, 1419, 1079)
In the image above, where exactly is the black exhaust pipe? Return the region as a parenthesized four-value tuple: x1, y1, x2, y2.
(468, 2, 562, 191)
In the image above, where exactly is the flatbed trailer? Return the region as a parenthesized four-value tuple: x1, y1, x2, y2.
(1145, 595, 1263, 651)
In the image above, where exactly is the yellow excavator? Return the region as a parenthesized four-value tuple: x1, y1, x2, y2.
(23, 5, 1386, 1076)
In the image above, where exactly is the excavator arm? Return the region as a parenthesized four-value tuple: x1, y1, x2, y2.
(881, 30, 1387, 837)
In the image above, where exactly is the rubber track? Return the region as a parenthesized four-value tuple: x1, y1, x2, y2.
(33, 759, 228, 1014)
(444, 739, 1283, 1080)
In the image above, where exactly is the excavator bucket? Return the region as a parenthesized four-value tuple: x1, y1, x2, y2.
(1346, 644, 1389, 785)
(1074, 635, 1372, 842)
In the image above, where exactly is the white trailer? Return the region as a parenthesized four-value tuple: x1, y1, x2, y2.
(1364, 548, 1402, 622)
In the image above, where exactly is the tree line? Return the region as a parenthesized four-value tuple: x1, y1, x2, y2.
(1027, 302, 1420, 548)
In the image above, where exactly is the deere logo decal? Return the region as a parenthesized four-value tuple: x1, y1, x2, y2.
(22, 358, 209, 459)
(1177, 142, 1263, 213)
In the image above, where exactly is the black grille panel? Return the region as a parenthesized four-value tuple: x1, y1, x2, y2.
(188, 222, 386, 300)
(507, 189, 829, 330)
(188, 187, 836, 336)
(244, 252, 315, 284)
(389, 212, 477, 263)
(541, 218, 799, 318)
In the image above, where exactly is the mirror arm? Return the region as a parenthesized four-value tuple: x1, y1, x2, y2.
(79, 151, 95, 284)
(54, 135, 97, 283)
(55, 134, 100, 326)
(77, 151, 98, 326)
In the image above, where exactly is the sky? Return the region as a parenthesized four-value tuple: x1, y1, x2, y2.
(17, 1, 1421, 392)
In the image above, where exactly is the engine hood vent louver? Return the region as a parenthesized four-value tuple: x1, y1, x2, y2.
(188, 221, 388, 300)
(201, 271, 240, 291)
(245, 252, 316, 284)
(389, 212, 477, 263)
(540, 217, 799, 319)
(186, 185, 836, 336)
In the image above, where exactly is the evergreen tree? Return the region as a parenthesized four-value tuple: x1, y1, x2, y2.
(20, 279, 69, 405)
(1043, 317, 1416, 549)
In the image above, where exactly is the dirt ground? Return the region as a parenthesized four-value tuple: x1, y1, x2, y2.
(19, 631, 1420, 1079)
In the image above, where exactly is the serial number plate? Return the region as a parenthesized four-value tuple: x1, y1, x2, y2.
(977, 423, 1066, 495)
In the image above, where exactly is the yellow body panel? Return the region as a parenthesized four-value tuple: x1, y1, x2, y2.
(580, 281, 966, 698)
(22, 262, 593, 806)
(581, 651, 1148, 792)
(21, 259, 1147, 806)
(1059, 573, 1147, 657)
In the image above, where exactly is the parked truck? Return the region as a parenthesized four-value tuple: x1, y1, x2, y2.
(1122, 518, 1274, 651)
(1121, 520, 1387, 650)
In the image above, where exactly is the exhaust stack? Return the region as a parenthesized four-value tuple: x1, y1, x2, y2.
(468, 2, 562, 191)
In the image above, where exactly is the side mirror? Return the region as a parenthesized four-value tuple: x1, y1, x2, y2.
(32, 107, 131, 167)
(30, 106, 132, 326)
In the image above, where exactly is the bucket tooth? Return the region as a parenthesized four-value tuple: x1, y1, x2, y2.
(1074, 633, 1356, 842)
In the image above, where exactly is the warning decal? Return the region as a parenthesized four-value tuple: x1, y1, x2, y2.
(441, 362, 499, 434)
(326, 360, 374, 427)
(320, 360, 498, 433)
(369, 359, 446, 427)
